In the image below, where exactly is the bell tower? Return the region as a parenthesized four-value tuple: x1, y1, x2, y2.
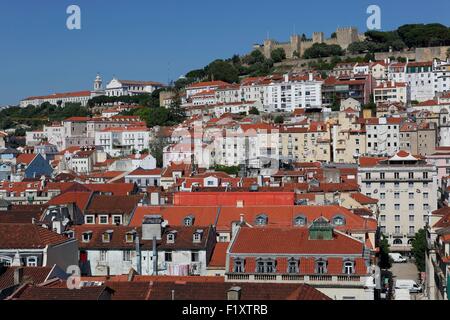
(94, 73, 103, 91)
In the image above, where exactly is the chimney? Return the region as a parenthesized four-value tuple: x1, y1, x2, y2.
(240, 214, 245, 224)
(227, 287, 242, 300)
(142, 215, 163, 240)
(14, 267, 24, 286)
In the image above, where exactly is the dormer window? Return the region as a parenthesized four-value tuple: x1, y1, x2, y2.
(332, 215, 346, 226)
(343, 260, 355, 275)
(256, 258, 276, 273)
(315, 259, 328, 274)
(287, 258, 299, 274)
(65, 230, 75, 239)
(233, 258, 245, 273)
(294, 215, 307, 226)
(125, 231, 136, 243)
(184, 215, 194, 226)
(82, 231, 93, 243)
(102, 230, 113, 243)
(167, 231, 177, 244)
(255, 214, 268, 226)
(193, 230, 203, 243)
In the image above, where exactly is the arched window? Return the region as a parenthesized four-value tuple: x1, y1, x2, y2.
(315, 259, 328, 274)
(332, 215, 346, 226)
(407, 239, 414, 245)
(26, 256, 38, 267)
(343, 260, 355, 275)
(287, 258, 299, 274)
(294, 215, 307, 227)
(0, 256, 12, 267)
(255, 258, 276, 273)
(255, 214, 268, 226)
(183, 215, 195, 226)
(233, 258, 245, 273)
(393, 239, 403, 245)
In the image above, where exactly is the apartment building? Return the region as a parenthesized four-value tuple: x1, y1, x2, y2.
(399, 122, 437, 156)
(95, 126, 150, 157)
(265, 74, 323, 112)
(332, 111, 366, 163)
(363, 117, 403, 156)
(279, 122, 331, 163)
(358, 151, 438, 251)
(373, 81, 410, 104)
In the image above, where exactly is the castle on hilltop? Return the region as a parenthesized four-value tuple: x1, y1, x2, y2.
(254, 27, 365, 59)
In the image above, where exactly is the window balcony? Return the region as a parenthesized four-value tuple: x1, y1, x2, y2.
(225, 273, 364, 286)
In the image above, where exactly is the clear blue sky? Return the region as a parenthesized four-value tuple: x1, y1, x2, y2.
(0, 0, 448, 105)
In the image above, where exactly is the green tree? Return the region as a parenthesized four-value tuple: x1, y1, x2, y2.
(303, 43, 344, 59)
(214, 165, 240, 176)
(206, 60, 239, 83)
(271, 48, 286, 63)
(274, 115, 284, 124)
(411, 229, 427, 272)
(378, 234, 392, 270)
(248, 107, 260, 115)
(150, 136, 169, 168)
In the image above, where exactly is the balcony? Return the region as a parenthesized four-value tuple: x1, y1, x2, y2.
(225, 273, 365, 286)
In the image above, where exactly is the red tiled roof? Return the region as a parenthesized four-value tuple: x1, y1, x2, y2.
(0, 267, 53, 291)
(47, 191, 92, 211)
(0, 224, 72, 249)
(208, 242, 229, 268)
(230, 227, 365, 255)
(359, 157, 387, 167)
(350, 192, 379, 205)
(16, 153, 37, 165)
(187, 81, 230, 89)
(23, 91, 91, 101)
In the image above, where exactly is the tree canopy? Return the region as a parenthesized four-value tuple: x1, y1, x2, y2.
(411, 228, 427, 272)
(271, 48, 287, 63)
(303, 43, 344, 59)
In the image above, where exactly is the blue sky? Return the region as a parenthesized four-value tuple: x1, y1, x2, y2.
(0, 0, 449, 105)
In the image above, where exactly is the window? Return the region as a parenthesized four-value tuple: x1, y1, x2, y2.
(99, 250, 107, 262)
(393, 239, 403, 245)
(193, 232, 202, 243)
(423, 204, 429, 210)
(409, 226, 415, 235)
(102, 232, 112, 243)
(409, 204, 414, 211)
(395, 226, 401, 234)
(380, 215, 386, 222)
(380, 193, 385, 199)
(85, 215, 95, 224)
(380, 182, 385, 189)
(409, 215, 414, 222)
(123, 250, 131, 262)
(380, 204, 386, 210)
(315, 259, 327, 274)
(256, 259, 276, 273)
(234, 259, 244, 273)
(0, 256, 12, 267)
(82, 232, 92, 243)
(395, 215, 400, 222)
(191, 252, 199, 262)
(184, 216, 194, 226)
(287, 259, 299, 274)
(255, 214, 268, 226)
(332, 215, 345, 226)
(409, 193, 414, 199)
(26, 256, 38, 267)
(395, 204, 400, 211)
(165, 252, 172, 262)
(423, 193, 429, 199)
(343, 261, 354, 275)
(167, 233, 176, 243)
(99, 215, 108, 224)
(125, 232, 135, 243)
(394, 182, 400, 188)
(394, 172, 400, 179)
(112, 215, 122, 225)
(294, 215, 307, 226)
(423, 172, 428, 179)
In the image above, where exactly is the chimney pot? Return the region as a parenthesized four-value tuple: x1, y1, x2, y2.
(227, 287, 242, 300)
(14, 267, 24, 286)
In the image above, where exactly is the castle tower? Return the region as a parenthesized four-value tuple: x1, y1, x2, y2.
(336, 27, 359, 49)
(94, 73, 103, 91)
(312, 32, 324, 44)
